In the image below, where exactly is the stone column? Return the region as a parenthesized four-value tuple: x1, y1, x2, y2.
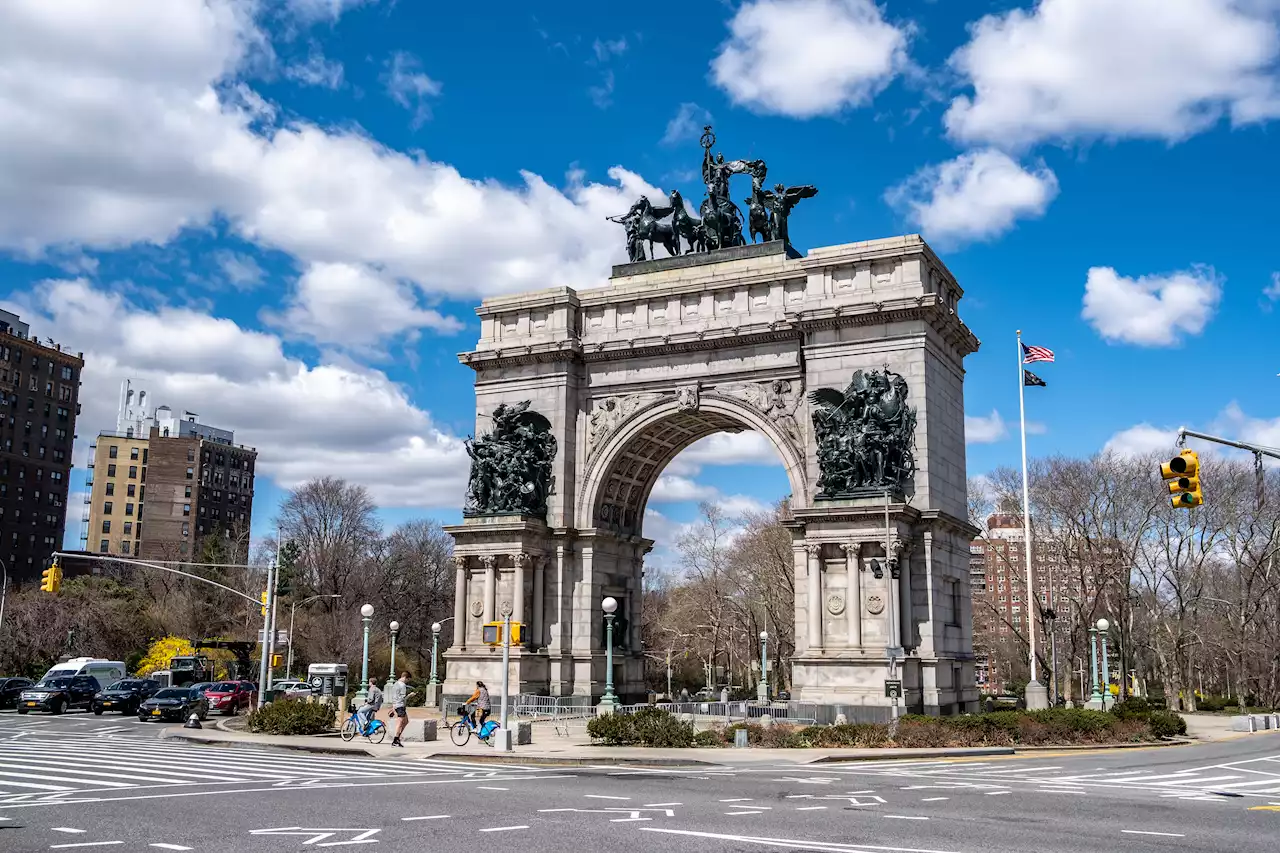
(806, 543, 822, 651)
(452, 555, 467, 649)
(629, 555, 643, 651)
(842, 543, 862, 649)
(481, 555, 497, 624)
(531, 556, 545, 650)
(512, 552, 529, 629)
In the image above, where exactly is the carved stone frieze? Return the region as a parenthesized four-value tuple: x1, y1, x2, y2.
(716, 378, 804, 451)
(586, 392, 663, 460)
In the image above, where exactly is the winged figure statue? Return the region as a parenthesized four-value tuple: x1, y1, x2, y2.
(464, 402, 558, 518)
(807, 369, 916, 496)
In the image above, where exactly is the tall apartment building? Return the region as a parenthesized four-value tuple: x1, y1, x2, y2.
(84, 388, 257, 561)
(0, 310, 83, 583)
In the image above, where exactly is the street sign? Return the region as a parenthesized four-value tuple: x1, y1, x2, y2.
(884, 679, 903, 699)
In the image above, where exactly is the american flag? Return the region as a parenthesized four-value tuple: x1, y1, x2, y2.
(1021, 343, 1055, 363)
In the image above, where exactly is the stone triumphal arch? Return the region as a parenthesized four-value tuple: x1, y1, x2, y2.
(444, 236, 980, 716)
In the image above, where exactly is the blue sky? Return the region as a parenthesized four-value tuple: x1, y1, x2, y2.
(0, 0, 1276, 563)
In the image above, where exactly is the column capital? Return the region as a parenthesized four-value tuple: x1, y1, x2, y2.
(804, 543, 823, 556)
(452, 555, 468, 570)
(481, 554, 497, 570)
(840, 542, 862, 557)
(511, 552, 532, 568)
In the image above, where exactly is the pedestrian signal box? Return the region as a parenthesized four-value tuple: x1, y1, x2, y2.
(482, 621, 523, 646)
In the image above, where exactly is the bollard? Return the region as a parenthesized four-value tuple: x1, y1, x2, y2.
(734, 728, 748, 749)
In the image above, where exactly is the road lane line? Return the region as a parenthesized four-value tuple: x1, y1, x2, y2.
(727, 810, 766, 815)
(51, 828, 87, 833)
(1121, 830, 1185, 837)
(50, 843, 123, 849)
(984, 791, 1011, 796)
(884, 816, 928, 821)
(149, 845, 193, 851)
(644, 802, 681, 806)
(721, 798, 752, 802)
(795, 806, 827, 811)
(479, 826, 528, 832)
(402, 815, 449, 821)
(475, 786, 508, 791)
(920, 797, 948, 802)
(585, 795, 630, 800)
(610, 818, 650, 822)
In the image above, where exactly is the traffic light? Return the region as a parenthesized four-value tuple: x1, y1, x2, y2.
(482, 621, 523, 646)
(1161, 449, 1203, 509)
(270, 654, 282, 667)
(260, 589, 268, 617)
(40, 557, 62, 594)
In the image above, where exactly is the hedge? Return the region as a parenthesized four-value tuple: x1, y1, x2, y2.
(587, 707, 1183, 749)
(247, 698, 336, 735)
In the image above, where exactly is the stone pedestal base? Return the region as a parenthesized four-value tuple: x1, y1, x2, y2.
(1025, 681, 1050, 710)
(424, 683, 441, 709)
(442, 646, 550, 700)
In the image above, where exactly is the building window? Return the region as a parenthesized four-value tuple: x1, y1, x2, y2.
(121, 540, 131, 555)
(99, 539, 109, 554)
(183, 504, 191, 516)
(123, 522, 132, 535)
(125, 503, 134, 516)
(102, 520, 110, 533)
(107, 463, 116, 477)
(108, 445, 118, 459)
(105, 482, 114, 496)
(61, 365, 73, 380)
(128, 465, 137, 479)
(186, 467, 193, 480)
(184, 485, 191, 498)
(142, 449, 148, 464)
(181, 522, 189, 537)
(127, 484, 135, 497)
(130, 447, 139, 460)
(187, 449, 195, 462)
(103, 501, 112, 515)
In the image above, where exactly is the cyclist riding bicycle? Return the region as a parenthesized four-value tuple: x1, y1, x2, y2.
(464, 680, 490, 731)
(357, 682, 383, 733)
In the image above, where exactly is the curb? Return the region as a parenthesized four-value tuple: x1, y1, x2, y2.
(807, 747, 1015, 763)
(1013, 738, 1194, 753)
(421, 753, 722, 768)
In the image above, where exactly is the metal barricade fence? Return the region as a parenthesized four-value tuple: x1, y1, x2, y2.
(746, 700, 819, 725)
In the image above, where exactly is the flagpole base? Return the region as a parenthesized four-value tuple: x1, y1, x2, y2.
(1024, 681, 1050, 710)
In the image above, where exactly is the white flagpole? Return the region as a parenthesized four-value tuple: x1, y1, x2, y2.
(1016, 331, 1038, 688)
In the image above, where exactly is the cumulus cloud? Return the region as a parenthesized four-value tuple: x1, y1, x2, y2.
(264, 261, 463, 349)
(285, 48, 344, 88)
(1265, 272, 1280, 304)
(0, 0, 669, 299)
(1082, 266, 1222, 346)
(1103, 424, 1180, 458)
(650, 475, 720, 504)
(381, 51, 441, 127)
(1212, 402, 1280, 451)
(664, 432, 784, 477)
(710, 0, 912, 118)
(214, 250, 266, 290)
(885, 149, 1058, 245)
(945, 0, 1280, 149)
(18, 277, 468, 508)
(965, 410, 1008, 444)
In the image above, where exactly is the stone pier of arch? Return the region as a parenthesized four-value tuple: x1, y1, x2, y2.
(443, 237, 981, 718)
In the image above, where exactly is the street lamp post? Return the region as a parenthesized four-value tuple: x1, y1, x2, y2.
(1097, 618, 1112, 711)
(1087, 625, 1102, 708)
(355, 603, 374, 703)
(758, 631, 769, 702)
(285, 594, 340, 681)
(384, 620, 400, 695)
(430, 622, 442, 685)
(600, 597, 618, 711)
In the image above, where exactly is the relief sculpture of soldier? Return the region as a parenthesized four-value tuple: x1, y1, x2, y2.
(464, 401, 558, 518)
(808, 369, 917, 498)
(608, 124, 817, 258)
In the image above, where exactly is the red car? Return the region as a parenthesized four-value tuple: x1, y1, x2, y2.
(203, 681, 253, 715)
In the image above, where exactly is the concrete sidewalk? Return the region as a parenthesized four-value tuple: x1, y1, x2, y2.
(160, 725, 1014, 765)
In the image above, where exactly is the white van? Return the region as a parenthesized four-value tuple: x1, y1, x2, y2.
(42, 658, 126, 687)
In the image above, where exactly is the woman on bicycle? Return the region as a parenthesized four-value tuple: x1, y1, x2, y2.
(464, 681, 490, 729)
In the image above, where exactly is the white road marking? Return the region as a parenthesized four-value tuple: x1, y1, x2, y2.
(475, 786, 508, 791)
(584, 795, 630, 800)
(884, 816, 929, 821)
(795, 806, 827, 811)
(921, 797, 948, 802)
(984, 791, 1011, 796)
(402, 815, 449, 821)
(1121, 830, 1185, 838)
(610, 817, 650, 823)
(644, 802, 681, 807)
(149, 845, 193, 851)
(479, 826, 528, 832)
(51, 828, 87, 834)
(50, 844, 123, 849)
(639, 827, 963, 852)
(727, 810, 766, 815)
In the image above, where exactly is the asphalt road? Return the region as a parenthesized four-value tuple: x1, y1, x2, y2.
(2, 709, 1278, 852)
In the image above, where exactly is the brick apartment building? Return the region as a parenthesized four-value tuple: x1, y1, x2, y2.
(85, 398, 257, 562)
(0, 310, 82, 584)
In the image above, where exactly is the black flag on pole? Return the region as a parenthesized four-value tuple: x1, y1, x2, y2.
(1023, 369, 1047, 387)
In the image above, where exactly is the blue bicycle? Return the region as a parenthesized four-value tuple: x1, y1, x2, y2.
(340, 708, 388, 744)
(449, 703, 498, 746)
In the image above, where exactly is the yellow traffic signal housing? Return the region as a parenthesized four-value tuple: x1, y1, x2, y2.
(482, 621, 523, 646)
(270, 654, 282, 667)
(40, 557, 62, 594)
(260, 590, 268, 617)
(1161, 450, 1203, 509)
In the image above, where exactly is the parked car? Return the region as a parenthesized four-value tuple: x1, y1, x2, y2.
(271, 680, 313, 699)
(17, 675, 101, 714)
(138, 686, 209, 723)
(188, 682, 214, 697)
(92, 678, 161, 715)
(204, 681, 253, 715)
(0, 677, 35, 709)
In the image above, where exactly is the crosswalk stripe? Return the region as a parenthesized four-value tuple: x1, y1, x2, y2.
(0, 772, 85, 791)
(0, 761, 195, 785)
(3, 743, 416, 779)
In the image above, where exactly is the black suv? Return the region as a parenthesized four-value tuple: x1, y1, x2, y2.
(93, 678, 161, 715)
(0, 677, 35, 709)
(18, 675, 101, 714)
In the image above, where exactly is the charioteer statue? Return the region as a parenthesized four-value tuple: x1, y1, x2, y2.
(608, 125, 817, 261)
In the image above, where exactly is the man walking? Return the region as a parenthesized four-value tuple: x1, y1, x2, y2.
(390, 671, 410, 747)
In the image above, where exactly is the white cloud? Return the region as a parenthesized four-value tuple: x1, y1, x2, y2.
(1211, 402, 1280, 451)
(1082, 266, 1222, 346)
(885, 149, 1058, 245)
(965, 410, 1008, 444)
(945, 0, 1280, 149)
(710, 0, 912, 118)
(264, 261, 463, 349)
(285, 0, 374, 25)
(714, 494, 771, 517)
(1265, 272, 1280, 302)
(213, 250, 265, 290)
(665, 431, 784, 476)
(382, 51, 441, 127)
(662, 102, 713, 146)
(285, 48, 344, 88)
(592, 37, 628, 62)
(650, 475, 720, 504)
(0, 1, 670, 300)
(18, 277, 468, 508)
(589, 70, 616, 109)
(1103, 424, 1180, 458)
